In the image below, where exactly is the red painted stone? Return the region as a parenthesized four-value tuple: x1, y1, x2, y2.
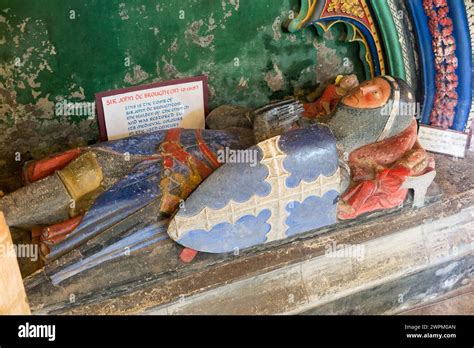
(180, 248, 198, 263)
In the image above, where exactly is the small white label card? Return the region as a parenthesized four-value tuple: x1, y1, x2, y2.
(418, 125, 468, 158)
(96, 76, 208, 140)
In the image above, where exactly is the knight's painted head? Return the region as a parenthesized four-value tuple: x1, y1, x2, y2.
(341, 76, 391, 109)
(327, 75, 417, 154)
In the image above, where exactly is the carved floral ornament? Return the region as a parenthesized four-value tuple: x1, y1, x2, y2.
(327, 0, 365, 19)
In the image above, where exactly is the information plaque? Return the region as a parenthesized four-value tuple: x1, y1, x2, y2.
(96, 76, 208, 140)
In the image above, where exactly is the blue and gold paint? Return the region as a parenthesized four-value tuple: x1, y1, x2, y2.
(168, 124, 341, 253)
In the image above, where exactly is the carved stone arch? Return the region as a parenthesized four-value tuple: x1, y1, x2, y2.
(288, 0, 473, 132)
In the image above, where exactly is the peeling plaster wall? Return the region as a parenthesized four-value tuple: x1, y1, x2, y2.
(0, 0, 364, 191)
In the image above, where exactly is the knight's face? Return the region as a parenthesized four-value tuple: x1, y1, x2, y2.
(341, 77, 391, 108)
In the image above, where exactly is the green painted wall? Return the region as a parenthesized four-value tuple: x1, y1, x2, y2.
(0, 0, 364, 190)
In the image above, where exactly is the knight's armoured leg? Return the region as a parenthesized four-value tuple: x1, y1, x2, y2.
(0, 148, 143, 229)
(0, 151, 103, 228)
(36, 197, 172, 288)
(0, 174, 72, 228)
(24, 148, 82, 184)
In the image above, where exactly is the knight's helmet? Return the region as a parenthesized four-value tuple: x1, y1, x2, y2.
(328, 75, 417, 154)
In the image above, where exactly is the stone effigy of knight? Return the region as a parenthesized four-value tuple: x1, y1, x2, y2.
(0, 75, 436, 295)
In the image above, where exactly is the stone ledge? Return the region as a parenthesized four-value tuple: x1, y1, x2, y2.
(26, 153, 474, 314)
(145, 207, 473, 314)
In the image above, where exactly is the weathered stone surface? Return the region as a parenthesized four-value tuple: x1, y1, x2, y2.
(205, 105, 253, 130)
(301, 256, 473, 315)
(0, 174, 71, 228)
(146, 206, 473, 315)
